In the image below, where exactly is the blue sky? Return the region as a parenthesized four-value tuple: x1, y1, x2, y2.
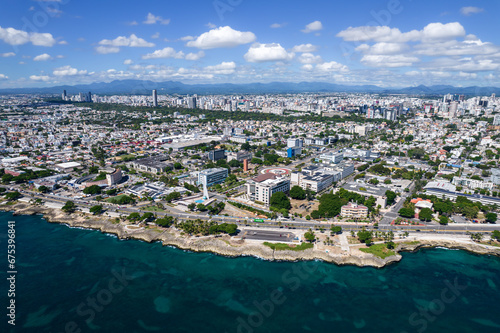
(1, 0, 499, 88)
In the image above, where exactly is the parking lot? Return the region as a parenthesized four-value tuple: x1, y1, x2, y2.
(240, 229, 296, 242)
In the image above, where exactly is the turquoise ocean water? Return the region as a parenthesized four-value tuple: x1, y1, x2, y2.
(2, 211, 500, 333)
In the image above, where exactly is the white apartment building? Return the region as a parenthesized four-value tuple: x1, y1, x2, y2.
(246, 173, 290, 206)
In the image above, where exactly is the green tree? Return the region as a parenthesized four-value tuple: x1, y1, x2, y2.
(228, 160, 241, 168)
(357, 229, 373, 245)
(289, 185, 306, 200)
(270, 191, 291, 210)
(241, 142, 251, 151)
(156, 216, 175, 228)
(330, 226, 342, 235)
(188, 203, 196, 211)
(419, 208, 433, 221)
(89, 205, 103, 215)
(127, 212, 141, 221)
(439, 215, 449, 225)
(197, 203, 207, 211)
(38, 185, 50, 193)
(398, 207, 415, 218)
(385, 190, 397, 205)
(83, 185, 102, 195)
(62, 200, 76, 213)
(304, 229, 316, 243)
(89, 166, 99, 174)
(485, 213, 497, 223)
(491, 230, 500, 241)
(5, 191, 21, 201)
(141, 212, 155, 222)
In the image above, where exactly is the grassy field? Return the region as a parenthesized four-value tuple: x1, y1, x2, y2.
(403, 241, 421, 245)
(360, 243, 396, 259)
(264, 242, 313, 251)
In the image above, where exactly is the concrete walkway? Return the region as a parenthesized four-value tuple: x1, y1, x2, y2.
(339, 233, 350, 253)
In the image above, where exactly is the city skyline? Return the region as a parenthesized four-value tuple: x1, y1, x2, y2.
(1, 0, 500, 89)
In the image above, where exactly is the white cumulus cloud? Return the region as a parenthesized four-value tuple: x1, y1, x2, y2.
(187, 26, 256, 49)
(30, 75, 50, 81)
(96, 34, 154, 54)
(204, 61, 236, 74)
(316, 61, 349, 73)
(95, 46, 120, 54)
(298, 53, 323, 64)
(142, 47, 185, 59)
(302, 21, 323, 33)
(0, 52, 15, 57)
(0, 26, 56, 46)
(185, 51, 205, 61)
(291, 44, 318, 53)
(337, 22, 465, 43)
(143, 13, 170, 25)
(53, 65, 87, 76)
(361, 54, 419, 67)
(123, 59, 133, 65)
(0, 74, 8, 80)
(33, 53, 52, 61)
(244, 43, 294, 63)
(98, 34, 154, 47)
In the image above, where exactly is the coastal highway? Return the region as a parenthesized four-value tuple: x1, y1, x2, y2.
(15, 189, 500, 235)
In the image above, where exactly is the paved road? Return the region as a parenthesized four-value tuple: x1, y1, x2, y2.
(15, 187, 500, 235)
(239, 229, 295, 242)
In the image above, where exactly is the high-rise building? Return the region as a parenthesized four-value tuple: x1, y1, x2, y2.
(152, 89, 158, 107)
(62, 90, 67, 100)
(188, 96, 197, 109)
(85, 92, 92, 103)
(493, 115, 500, 126)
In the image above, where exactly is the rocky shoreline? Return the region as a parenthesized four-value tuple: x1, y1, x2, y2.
(2, 202, 499, 268)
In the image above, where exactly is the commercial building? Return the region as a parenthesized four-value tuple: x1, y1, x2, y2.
(491, 168, 500, 185)
(128, 156, 173, 174)
(287, 147, 302, 158)
(106, 168, 123, 186)
(287, 138, 303, 148)
(341, 202, 368, 218)
(246, 173, 290, 206)
(198, 168, 228, 187)
(299, 173, 334, 193)
(452, 176, 493, 190)
(188, 96, 197, 109)
(54, 162, 81, 172)
(226, 151, 252, 162)
(229, 136, 249, 144)
(341, 182, 389, 208)
(319, 152, 343, 164)
(152, 90, 158, 107)
(208, 149, 226, 161)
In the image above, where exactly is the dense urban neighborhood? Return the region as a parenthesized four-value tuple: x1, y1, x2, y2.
(2, 90, 500, 259)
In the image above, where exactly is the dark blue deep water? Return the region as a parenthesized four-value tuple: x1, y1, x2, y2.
(2, 211, 500, 333)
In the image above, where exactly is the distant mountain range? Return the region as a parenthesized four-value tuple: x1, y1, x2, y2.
(1, 80, 499, 96)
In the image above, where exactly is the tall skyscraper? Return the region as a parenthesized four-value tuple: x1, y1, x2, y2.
(152, 89, 158, 107)
(62, 90, 67, 100)
(188, 96, 197, 109)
